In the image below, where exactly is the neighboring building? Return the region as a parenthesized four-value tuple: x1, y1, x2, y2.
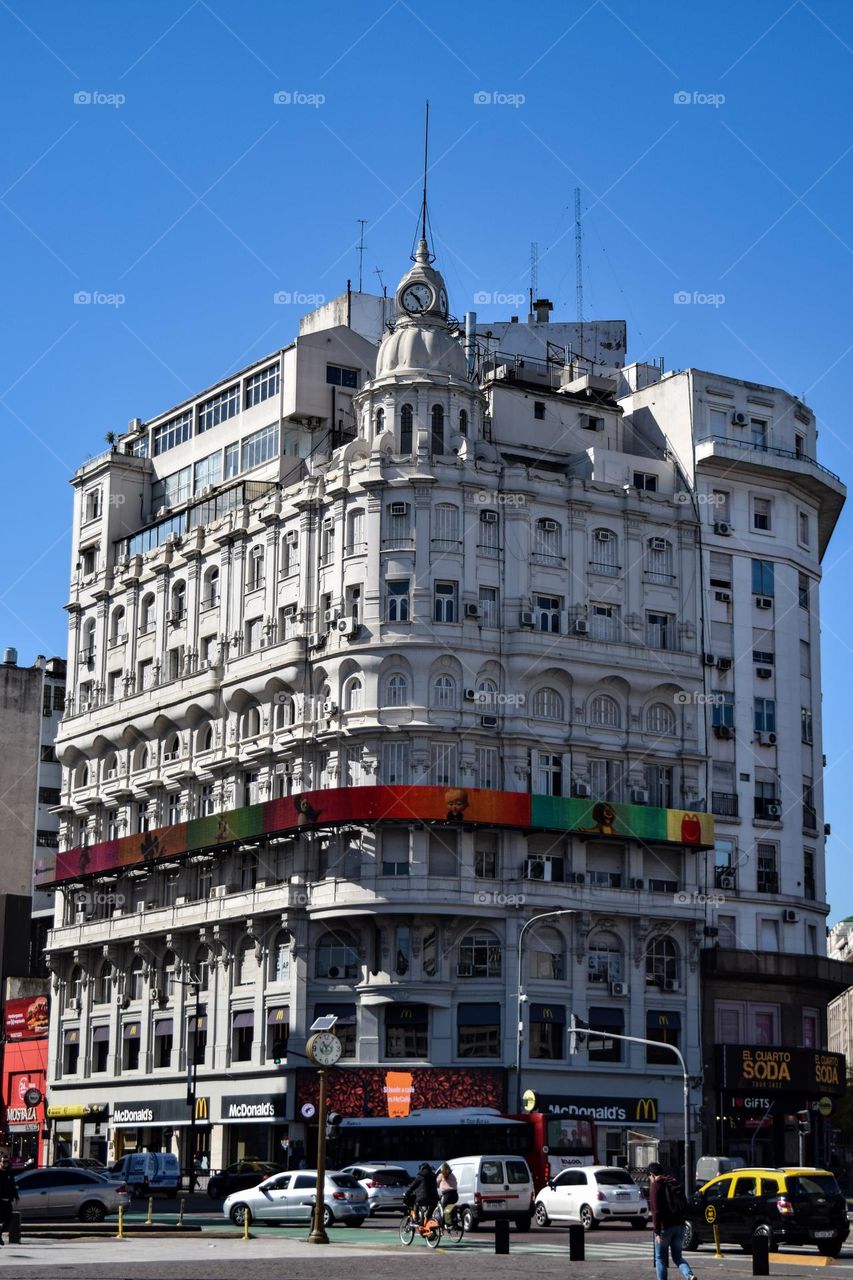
(41, 229, 844, 1175)
(1, 978, 49, 1168)
(828, 919, 853, 1065)
(31, 656, 66, 972)
(620, 369, 849, 1166)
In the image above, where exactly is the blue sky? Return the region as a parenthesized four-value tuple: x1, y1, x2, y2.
(2, 1, 852, 918)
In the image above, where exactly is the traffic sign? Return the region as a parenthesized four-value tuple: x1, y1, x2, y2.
(300, 1102, 316, 1120)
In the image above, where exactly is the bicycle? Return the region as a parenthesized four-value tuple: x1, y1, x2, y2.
(399, 1202, 464, 1248)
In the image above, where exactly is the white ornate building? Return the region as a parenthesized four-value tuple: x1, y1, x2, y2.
(41, 232, 844, 1174)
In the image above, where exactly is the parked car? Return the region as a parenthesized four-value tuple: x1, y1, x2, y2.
(339, 1163, 410, 1215)
(109, 1152, 180, 1197)
(223, 1170, 369, 1227)
(684, 1167, 849, 1257)
(15, 1167, 129, 1222)
(534, 1165, 648, 1230)
(446, 1155, 534, 1232)
(207, 1160, 285, 1200)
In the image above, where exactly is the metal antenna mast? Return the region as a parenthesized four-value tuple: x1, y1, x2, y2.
(421, 100, 430, 244)
(529, 240, 539, 317)
(574, 188, 583, 323)
(356, 219, 368, 293)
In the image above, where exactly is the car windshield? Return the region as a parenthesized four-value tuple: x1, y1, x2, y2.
(595, 1170, 637, 1187)
(366, 1170, 409, 1186)
(331, 1175, 361, 1189)
(787, 1175, 841, 1199)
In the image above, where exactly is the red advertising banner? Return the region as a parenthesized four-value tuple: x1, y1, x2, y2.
(4, 996, 49, 1041)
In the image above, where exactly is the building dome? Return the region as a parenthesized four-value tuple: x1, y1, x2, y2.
(373, 237, 467, 382)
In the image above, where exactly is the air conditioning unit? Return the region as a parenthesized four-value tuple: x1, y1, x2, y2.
(285, 530, 298, 544)
(540, 519, 558, 532)
(649, 537, 668, 551)
(662, 979, 677, 992)
(519, 611, 535, 628)
(756, 666, 773, 679)
(465, 603, 480, 619)
(324, 609, 339, 625)
(481, 511, 498, 523)
(389, 502, 409, 517)
(322, 700, 339, 717)
(322, 517, 334, 530)
(71, 997, 83, 1011)
(336, 617, 359, 636)
(199, 485, 213, 498)
(524, 857, 546, 881)
(713, 724, 734, 740)
(783, 909, 799, 924)
(758, 731, 778, 746)
(251, 545, 264, 558)
(632, 878, 645, 891)
(824, 822, 831, 836)
(704, 925, 719, 938)
(149, 987, 161, 1003)
(714, 521, 732, 536)
(719, 873, 736, 891)
(714, 591, 732, 603)
(464, 688, 476, 701)
(573, 619, 589, 635)
(595, 529, 613, 543)
(765, 802, 782, 818)
(478, 713, 498, 729)
(732, 411, 748, 426)
(573, 781, 591, 798)
(703, 652, 716, 666)
(572, 872, 586, 885)
(717, 657, 732, 671)
(309, 634, 325, 649)
(610, 981, 629, 997)
(631, 788, 650, 805)
(156, 505, 170, 518)
(756, 596, 773, 610)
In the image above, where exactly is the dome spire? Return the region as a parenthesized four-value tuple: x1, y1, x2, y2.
(415, 100, 435, 265)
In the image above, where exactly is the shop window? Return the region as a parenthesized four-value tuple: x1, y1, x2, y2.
(232, 1011, 254, 1062)
(91, 1025, 109, 1073)
(122, 1022, 141, 1071)
(457, 1003, 500, 1058)
(154, 1019, 173, 1068)
(62, 1028, 80, 1075)
(646, 1011, 681, 1065)
(267, 1007, 289, 1061)
(385, 1005, 428, 1059)
(529, 1005, 565, 1060)
(588, 1006, 623, 1063)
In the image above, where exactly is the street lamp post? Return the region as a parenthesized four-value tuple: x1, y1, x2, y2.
(515, 910, 575, 1115)
(177, 973, 202, 1194)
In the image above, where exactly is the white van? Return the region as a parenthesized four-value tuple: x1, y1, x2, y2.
(110, 1152, 180, 1196)
(446, 1155, 534, 1232)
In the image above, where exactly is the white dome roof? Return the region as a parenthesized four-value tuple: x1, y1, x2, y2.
(375, 322, 467, 380)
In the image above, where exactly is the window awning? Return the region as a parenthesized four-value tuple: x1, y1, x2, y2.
(529, 1003, 566, 1024)
(647, 1011, 681, 1030)
(589, 1007, 625, 1028)
(266, 1006, 290, 1026)
(385, 1004, 429, 1027)
(313, 1003, 356, 1027)
(232, 1011, 254, 1029)
(187, 1007, 207, 1031)
(154, 1019, 174, 1037)
(91, 1025, 110, 1043)
(457, 1003, 501, 1026)
(122, 1022, 140, 1040)
(63, 1028, 79, 1045)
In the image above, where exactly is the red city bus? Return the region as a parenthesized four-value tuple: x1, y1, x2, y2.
(517, 1112, 597, 1186)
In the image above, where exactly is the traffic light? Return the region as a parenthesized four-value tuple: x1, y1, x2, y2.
(272, 1038, 288, 1065)
(569, 1014, 588, 1055)
(325, 1111, 342, 1140)
(796, 1109, 811, 1136)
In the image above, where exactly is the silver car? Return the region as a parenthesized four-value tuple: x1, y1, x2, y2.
(15, 1167, 130, 1222)
(340, 1164, 411, 1215)
(223, 1170, 369, 1228)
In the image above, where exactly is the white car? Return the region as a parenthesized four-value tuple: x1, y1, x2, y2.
(223, 1170, 369, 1228)
(339, 1164, 411, 1215)
(534, 1165, 649, 1230)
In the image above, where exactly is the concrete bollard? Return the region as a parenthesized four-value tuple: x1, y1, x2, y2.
(146, 1196, 154, 1226)
(243, 1209, 250, 1241)
(116, 1204, 125, 1240)
(569, 1223, 585, 1261)
(178, 1194, 186, 1228)
(752, 1233, 770, 1276)
(8, 1212, 21, 1244)
(494, 1219, 510, 1254)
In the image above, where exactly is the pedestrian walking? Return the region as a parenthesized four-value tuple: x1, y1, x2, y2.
(647, 1162, 697, 1280)
(0, 1154, 19, 1246)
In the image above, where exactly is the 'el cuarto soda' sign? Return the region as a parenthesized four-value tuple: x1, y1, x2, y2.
(717, 1046, 845, 1095)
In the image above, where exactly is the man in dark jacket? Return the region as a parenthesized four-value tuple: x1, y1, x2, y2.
(0, 1155, 19, 1246)
(406, 1163, 439, 1223)
(648, 1162, 696, 1280)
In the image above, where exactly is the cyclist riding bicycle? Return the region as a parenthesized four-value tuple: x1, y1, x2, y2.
(437, 1163, 459, 1227)
(405, 1163, 439, 1225)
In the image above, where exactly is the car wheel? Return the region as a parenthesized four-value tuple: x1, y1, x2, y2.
(515, 1215, 532, 1232)
(751, 1223, 776, 1253)
(344, 1219, 364, 1227)
(682, 1220, 700, 1249)
(207, 1182, 220, 1199)
(323, 1205, 334, 1229)
(631, 1218, 648, 1231)
(534, 1202, 550, 1227)
(462, 1206, 479, 1232)
(579, 1204, 598, 1231)
(817, 1241, 844, 1258)
(79, 1201, 107, 1223)
(229, 1203, 252, 1226)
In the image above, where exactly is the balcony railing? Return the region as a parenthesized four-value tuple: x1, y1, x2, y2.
(699, 435, 842, 482)
(711, 792, 739, 818)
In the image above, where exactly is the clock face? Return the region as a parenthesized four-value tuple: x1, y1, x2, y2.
(438, 287, 448, 316)
(401, 282, 432, 314)
(308, 1031, 342, 1066)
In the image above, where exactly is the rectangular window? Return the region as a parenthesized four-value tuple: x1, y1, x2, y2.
(709, 554, 733, 589)
(478, 511, 500, 557)
(193, 451, 223, 492)
(646, 1011, 681, 1065)
(803, 779, 817, 831)
(588, 1007, 623, 1063)
(457, 1003, 501, 1058)
(475, 746, 499, 790)
(479, 586, 499, 627)
(801, 707, 813, 744)
(750, 1004, 780, 1042)
(434, 581, 458, 623)
(474, 834, 498, 879)
(224, 442, 239, 478)
(590, 603, 618, 642)
(754, 698, 776, 733)
(645, 765, 673, 809)
(384, 504, 411, 546)
(633, 471, 658, 491)
(798, 573, 810, 610)
(386, 1005, 428, 1059)
(536, 752, 563, 797)
(750, 418, 768, 449)
(800, 640, 811, 677)
(387, 580, 410, 623)
(381, 741, 410, 785)
(245, 617, 263, 652)
(711, 490, 731, 522)
(533, 520, 561, 562)
(717, 914, 737, 947)
(753, 496, 772, 531)
(152, 467, 192, 511)
(430, 742, 458, 786)
(245, 363, 279, 408)
(802, 1008, 819, 1049)
(241, 423, 279, 471)
(529, 1005, 566, 1061)
(588, 758, 624, 802)
(533, 401, 546, 420)
(198, 383, 239, 433)
(326, 364, 358, 387)
(432, 504, 460, 548)
(122, 1023, 141, 1071)
(154, 1020, 173, 1069)
(798, 511, 810, 546)
(153, 411, 192, 456)
(429, 829, 458, 876)
(536, 593, 562, 633)
(756, 843, 779, 893)
(646, 612, 675, 651)
(232, 1011, 254, 1062)
(803, 848, 816, 901)
(715, 1001, 744, 1044)
(381, 829, 410, 877)
(759, 919, 780, 952)
(751, 559, 774, 596)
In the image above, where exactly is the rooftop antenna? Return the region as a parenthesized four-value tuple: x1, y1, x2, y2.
(374, 266, 387, 298)
(356, 219, 368, 293)
(529, 240, 539, 322)
(575, 187, 584, 359)
(413, 100, 434, 261)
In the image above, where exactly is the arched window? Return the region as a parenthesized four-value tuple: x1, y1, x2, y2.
(170, 581, 186, 621)
(163, 733, 180, 762)
(531, 687, 564, 720)
(431, 404, 444, 455)
(590, 528, 619, 574)
(241, 704, 262, 739)
(199, 723, 214, 752)
(274, 696, 295, 730)
(432, 674, 456, 709)
(645, 936, 680, 987)
(66, 965, 83, 1011)
(458, 930, 501, 978)
(94, 961, 113, 1005)
(271, 931, 290, 983)
(203, 566, 219, 608)
(81, 618, 96, 662)
(400, 403, 414, 453)
(385, 673, 409, 707)
(590, 694, 621, 728)
(528, 926, 565, 981)
(646, 537, 674, 584)
(104, 753, 118, 780)
(129, 955, 144, 1002)
(344, 677, 364, 712)
(587, 931, 622, 985)
(459, 408, 469, 437)
(140, 593, 156, 633)
(134, 745, 149, 772)
(646, 702, 676, 736)
(110, 607, 126, 644)
(237, 937, 259, 986)
(375, 407, 385, 434)
(316, 930, 359, 979)
(75, 762, 90, 788)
